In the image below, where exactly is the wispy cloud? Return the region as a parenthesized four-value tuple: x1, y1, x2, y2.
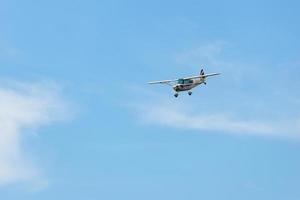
(175, 41, 227, 68)
(136, 100, 300, 139)
(130, 41, 300, 140)
(173, 41, 265, 84)
(0, 81, 70, 188)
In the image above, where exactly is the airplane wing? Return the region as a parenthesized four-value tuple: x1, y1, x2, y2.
(184, 73, 221, 80)
(148, 79, 177, 85)
(202, 72, 221, 78)
(148, 72, 220, 85)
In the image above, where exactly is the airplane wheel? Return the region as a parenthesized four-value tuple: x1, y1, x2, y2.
(188, 91, 192, 95)
(174, 93, 179, 98)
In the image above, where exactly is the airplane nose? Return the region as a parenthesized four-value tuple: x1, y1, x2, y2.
(173, 85, 179, 91)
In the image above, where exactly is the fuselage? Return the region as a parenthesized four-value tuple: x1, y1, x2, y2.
(173, 77, 205, 92)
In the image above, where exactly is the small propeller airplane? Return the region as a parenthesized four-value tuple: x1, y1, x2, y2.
(148, 69, 221, 97)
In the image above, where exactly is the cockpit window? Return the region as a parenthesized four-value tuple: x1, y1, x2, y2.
(177, 79, 193, 84)
(186, 79, 193, 84)
(178, 79, 184, 84)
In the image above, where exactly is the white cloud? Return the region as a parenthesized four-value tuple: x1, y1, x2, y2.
(175, 41, 225, 67)
(133, 41, 300, 140)
(0, 81, 69, 188)
(173, 41, 266, 84)
(136, 100, 300, 140)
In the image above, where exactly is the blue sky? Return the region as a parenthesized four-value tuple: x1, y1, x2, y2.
(1, 0, 300, 199)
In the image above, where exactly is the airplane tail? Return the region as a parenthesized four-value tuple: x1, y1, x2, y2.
(200, 69, 205, 76)
(200, 69, 206, 84)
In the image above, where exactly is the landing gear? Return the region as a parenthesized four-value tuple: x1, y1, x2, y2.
(188, 91, 192, 96)
(174, 93, 179, 98)
(204, 82, 207, 85)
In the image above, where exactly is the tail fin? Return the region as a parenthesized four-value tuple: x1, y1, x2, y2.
(200, 69, 205, 76)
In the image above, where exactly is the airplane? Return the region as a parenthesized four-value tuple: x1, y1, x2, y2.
(148, 69, 221, 97)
